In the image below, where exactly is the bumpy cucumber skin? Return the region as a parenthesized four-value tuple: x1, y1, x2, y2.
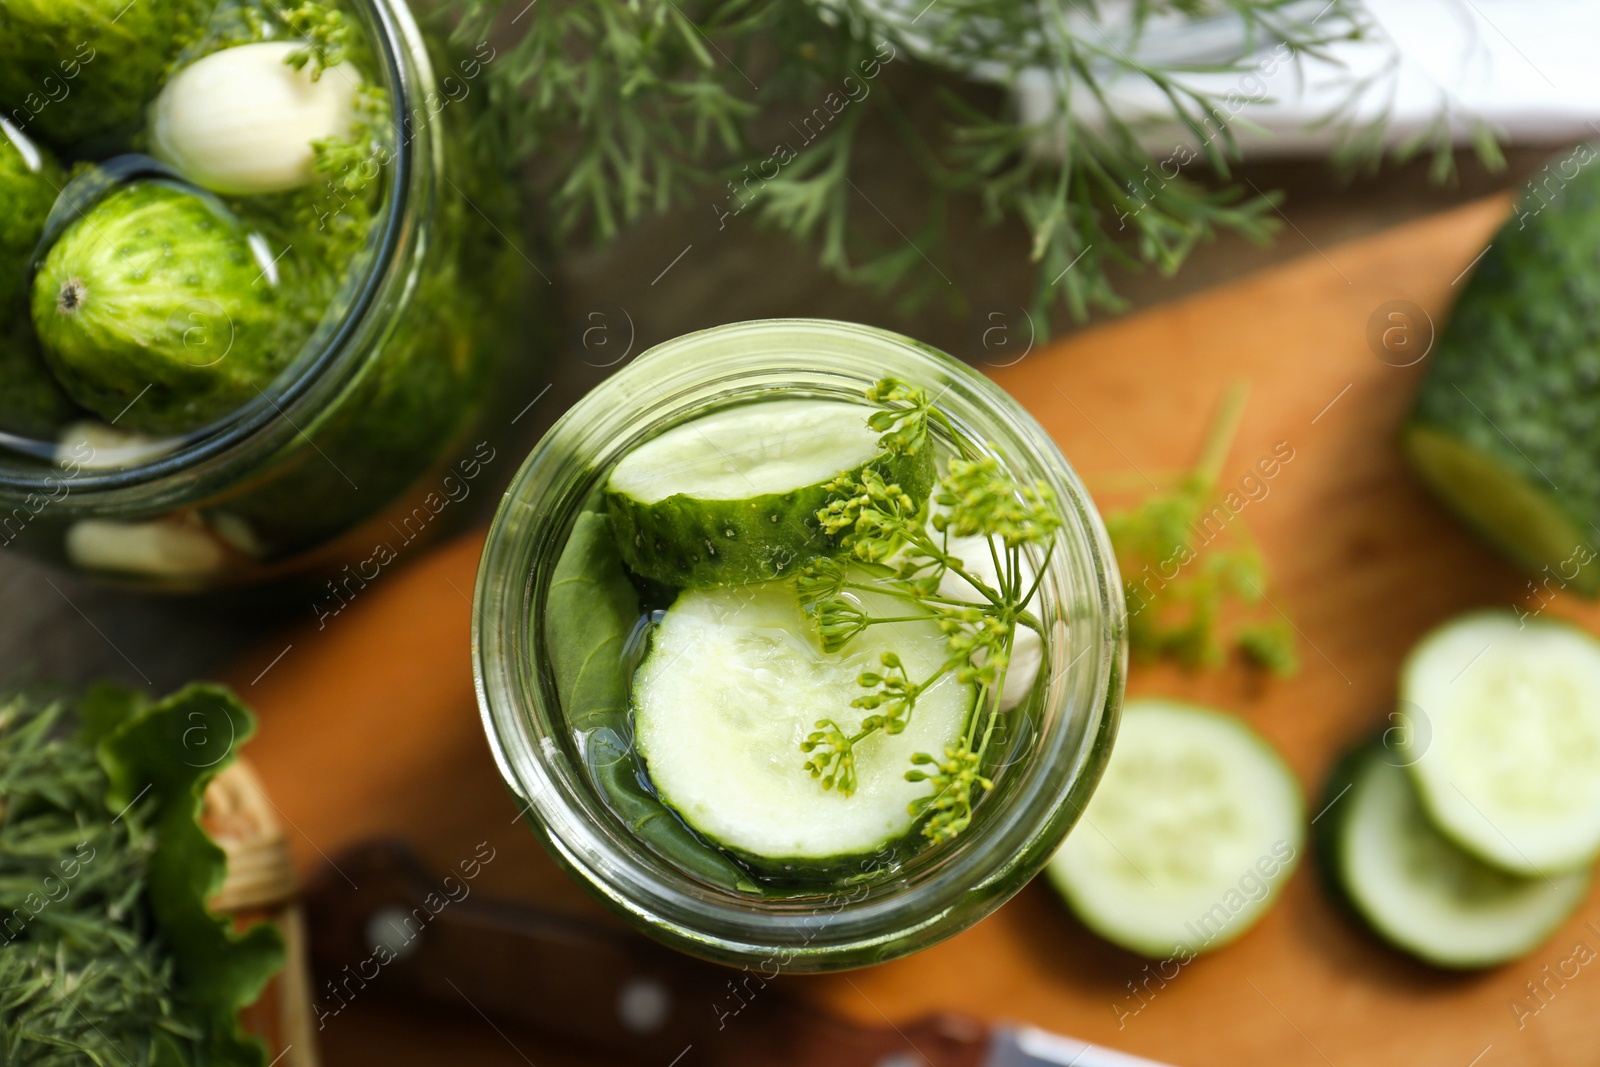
(607, 446, 934, 587)
(1404, 143, 1600, 594)
(0, 126, 79, 437)
(32, 181, 315, 436)
(0, 0, 214, 146)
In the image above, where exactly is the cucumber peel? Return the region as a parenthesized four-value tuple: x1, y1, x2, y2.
(606, 399, 934, 587)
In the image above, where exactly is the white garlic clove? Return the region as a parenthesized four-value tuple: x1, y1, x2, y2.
(149, 41, 360, 196)
(66, 517, 227, 578)
(56, 420, 175, 470)
(937, 530, 1044, 711)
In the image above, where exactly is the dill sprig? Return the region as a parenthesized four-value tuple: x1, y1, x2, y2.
(0, 696, 198, 1065)
(797, 379, 1058, 843)
(441, 0, 1502, 325)
(1103, 380, 1297, 674)
(283, 0, 352, 77)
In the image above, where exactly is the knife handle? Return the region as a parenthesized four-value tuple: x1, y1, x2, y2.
(303, 840, 734, 1062)
(303, 842, 993, 1067)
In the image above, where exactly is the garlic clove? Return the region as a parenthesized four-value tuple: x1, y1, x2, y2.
(149, 41, 360, 196)
(56, 420, 176, 470)
(938, 530, 1045, 711)
(66, 517, 227, 578)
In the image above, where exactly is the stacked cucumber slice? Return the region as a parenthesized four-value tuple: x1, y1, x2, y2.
(1324, 611, 1600, 968)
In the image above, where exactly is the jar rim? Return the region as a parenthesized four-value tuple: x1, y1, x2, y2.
(474, 318, 1127, 970)
(0, 0, 417, 499)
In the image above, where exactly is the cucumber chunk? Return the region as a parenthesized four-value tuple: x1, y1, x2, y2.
(1046, 699, 1303, 957)
(1402, 148, 1600, 595)
(1401, 611, 1600, 874)
(632, 573, 972, 861)
(606, 399, 933, 587)
(1323, 744, 1590, 969)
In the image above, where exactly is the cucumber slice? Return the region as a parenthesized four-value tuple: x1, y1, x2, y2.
(632, 573, 972, 861)
(1401, 610, 1600, 874)
(606, 399, 934, 587)
(1046, 699, 1303, 958)
(1323, 743, 1590, 969)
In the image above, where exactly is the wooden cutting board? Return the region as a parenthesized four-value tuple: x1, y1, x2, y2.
(231, 192, 1600, 1066)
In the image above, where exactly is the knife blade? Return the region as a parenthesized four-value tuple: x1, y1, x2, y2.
(303, 842, 1177, 1067)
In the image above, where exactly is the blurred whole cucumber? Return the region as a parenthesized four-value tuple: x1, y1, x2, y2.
(0, 0, 216, 146)
(1405, 144, 1600, 595)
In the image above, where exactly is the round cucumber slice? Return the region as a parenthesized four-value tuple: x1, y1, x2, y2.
(1046, 699, 1303, 958)
(1324, 744, 1589, 969)
(1401, 610, 1600, 874)
(606, 399, 933, 587)
(632, 573, 972, 862)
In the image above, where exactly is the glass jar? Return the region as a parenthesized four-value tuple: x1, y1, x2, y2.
(475, 319, 1126, 971)
(0, 0, 534, 590)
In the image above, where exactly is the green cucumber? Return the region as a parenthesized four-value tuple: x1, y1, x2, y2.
(0, 120, 78, 438)
(632, 572, 973, 862)
(606, 399, 934, 587)
(1321, 742, 1590, 969)
(1400, 610, 1600, 875)
(1403, 143, 1600, 593)
(544, 509, 756, 893)
(1046, 699, 1303, 958)
(31, 180, 315, 435)
(0, 0, 215, 146)
(0, 118, 59, 308)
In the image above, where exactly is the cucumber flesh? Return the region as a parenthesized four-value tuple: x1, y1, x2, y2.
(1046, 699, 1303, 958)
(632, 572, 972, 861)
(1401, 610, 1600, 874)
(606, 399, 933, 587)
(1325, 744, 1589, 969)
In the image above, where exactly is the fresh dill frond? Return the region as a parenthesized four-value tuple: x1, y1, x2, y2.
(436, 0, 1503, 326)
(0, 696, 191, 1066)
(797, 378, 1058, 843)
(283, 0, 352, 77)
(1103, 380, 1298, 675)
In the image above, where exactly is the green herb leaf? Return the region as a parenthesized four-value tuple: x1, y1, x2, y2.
(99, 685, 285, 1067)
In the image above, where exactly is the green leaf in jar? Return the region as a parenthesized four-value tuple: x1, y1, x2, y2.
(0, 0, 216, 146)
(545, 509, 757, 892)
(30, 180, 318, 436)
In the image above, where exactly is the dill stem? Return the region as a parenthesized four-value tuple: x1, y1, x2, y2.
(1194, 378, 1250, 491)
